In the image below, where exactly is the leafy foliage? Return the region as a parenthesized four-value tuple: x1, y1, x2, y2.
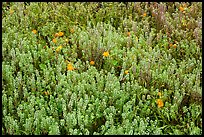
(2, 2, 202, 135)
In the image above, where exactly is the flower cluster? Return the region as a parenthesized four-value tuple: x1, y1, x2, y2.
(55, 31, 64, 37)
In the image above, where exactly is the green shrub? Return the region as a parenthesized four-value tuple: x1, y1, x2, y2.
(2, 2, 202, 135)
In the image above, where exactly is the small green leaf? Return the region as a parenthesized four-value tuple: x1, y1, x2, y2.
(39, 64, 46, 70)
(112, 60, 118, 66)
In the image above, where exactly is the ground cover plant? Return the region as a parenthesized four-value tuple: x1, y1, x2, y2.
(2, 2, 202, 135)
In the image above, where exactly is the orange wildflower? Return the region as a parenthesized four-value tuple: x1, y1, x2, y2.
(55, 33, 59, 37)
(32, 29, 37, 34)
(157, 99, 164, 108)
(67, 63, 74, 71)
(103, 51, 109, 57)
(127, 32, 131, 37)
(52, 38, 57, 43)
(179, 6, 184, 12)
(90, 60, 95, 65)
(58, 31, 64, 37)
(173, 44, 177, 48)
(125, 70, 129, 74)
(143, 12, 147, 17)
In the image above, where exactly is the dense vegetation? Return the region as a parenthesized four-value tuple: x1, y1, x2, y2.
(2, 2, 202, 135)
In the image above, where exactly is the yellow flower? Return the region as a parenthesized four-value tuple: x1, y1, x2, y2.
(65, 38, 69, 43)
(173, 44, 177, 48)
(143, 12, 147, 17)
(70, 28, 75, 33)
(157, 99, 164, 108)
(32, 29, 37, 34)
(58, 31, 64, 37)
(136, 36, 138, 42)
(158, 92, 162, 97)
(67, 63, 74, 71)
(125, 70, 129, 74)
(56, 45, 63, 52)
(52, 38, 57, 43)
(10, 9, 14, 14)
(103, 51, 109, 57)
(90, 60, 95, 65)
